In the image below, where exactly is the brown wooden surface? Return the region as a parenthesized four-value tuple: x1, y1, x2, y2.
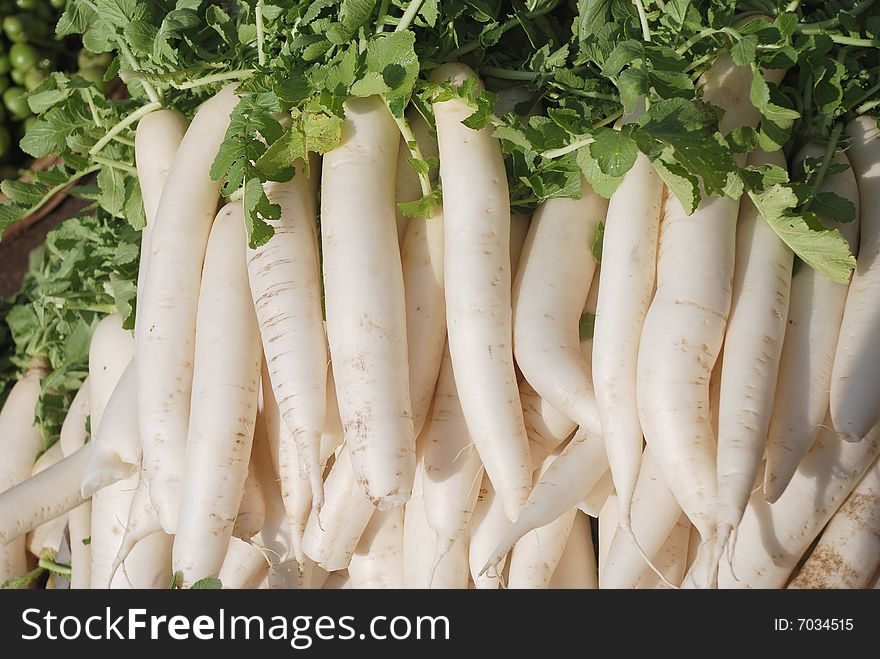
(0, 193, 91, 297)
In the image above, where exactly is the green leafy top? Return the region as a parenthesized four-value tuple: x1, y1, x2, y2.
(7, 0, 880, 276)
(3, 211, 139, 447)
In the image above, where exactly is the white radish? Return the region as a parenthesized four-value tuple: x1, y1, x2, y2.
(87, 315, 135, 589)
(232, 464, 266, 541)
(301, 444, 375, 572)
(80, 360, 139, 497)
(348, 508, 405, 589)
(25, 444, 68, 557)
(764, 148, 860, 500)
(322, 95, 415, 508)
(323, 570, 351, 590)
(548, 511, 598, 589)
(134, 108, 188, 301)
(578, 469, 614, 517)
(636, 514, 691, 589)
(0, 443, 89, 544)
(397, 112, 445, 437)
(638, 58, 782, 557)
(508, 452, 578, 589)
(59, 380, 91, 589)
(787, 457, 880, 589)
(251, 402, 294, 568)
(513, 179, 606, 438)
(421, 343, 484, 569)
(112, 531, 172, 589)
(402, 205, 446, 439)
(715, 149, 793, 556)
(481, 427, 608, 572)
(431, 63, 531, 520)
(717, 421, 880, 588)
(601, 448, 682, 589)
(266, 557, 328, 590)
(404, 465, 470, 589)
(593, 149, 663, 540)
(248, 164, 327, 511)
(830, 117, 880, 441)
(109, 469, 160, 580)
(92, 473, 139, 589)
(598, 494, 618, 581)
(637, 185, 734, 553)
(219, 538, 269, 589)
(520, 379, 576, 470)
(137, 85, 239, 533)
(171, 203, 261, 585)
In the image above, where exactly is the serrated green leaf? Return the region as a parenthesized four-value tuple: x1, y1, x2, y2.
(812, 192, 856, 223)
(256, 111, 343, 178)
(242, 178, 279, 249)
(652, 154, 700, 214)
(750, 185, 855, 283)
(576, 146, 624, 198)
(1, 181, 44, 207)
(590, 127, 637, 177)
(731, 35, 758, 67)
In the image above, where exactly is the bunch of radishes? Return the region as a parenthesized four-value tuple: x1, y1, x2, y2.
(1, 52, 879, 589)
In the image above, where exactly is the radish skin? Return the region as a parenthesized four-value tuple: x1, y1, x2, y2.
(548, 512, 598, 589)
(59, 381, 91, 589)
(578, 470, 614, 517)
(86, 315, 136, 589)
(25, 444, 68, 557)
(252, 406, 295, 567)
(637, 187, 734, 548)
(508, 452, 578, 589)
(432, 63, 532, 520)
(219, 537, 269, 589)
(397, 112, 445, 437)
(638, 59, 782, 560)
(830, 117, 880, 442)
(764, 149, 860, 500)
(513, 179, 607, 437)
(301, 445, 375, 571)
(482, 427, 608, 571)
(717, 421, 880, 588)
(233, 464, 266, 541)
(137, 85, 240, 533)
(422, 343, 484, 569)
(601, 448, 682, 589)
(248, 165, 328, 511)
(135, 108, 188, 301)
(593, 149, 663, 539)
(598, 494, 618, 581)
(348, 508, 405, 589)
(172, 203, 261, 585)
(81, 360, 139, 497)
(636, 514, 691, 589)
(788, 458, 880, 589)
(405, 465, 470, 589)
(520, 379, 576, 470)
(715, 149, 793, 555)
(0, 444, 89, 544)
(322, 96, 415, 508)
(467, 475, 510, 589)
(110, 470, 161, 580)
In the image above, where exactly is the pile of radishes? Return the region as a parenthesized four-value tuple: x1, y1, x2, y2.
(1, 54, 879, 590)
